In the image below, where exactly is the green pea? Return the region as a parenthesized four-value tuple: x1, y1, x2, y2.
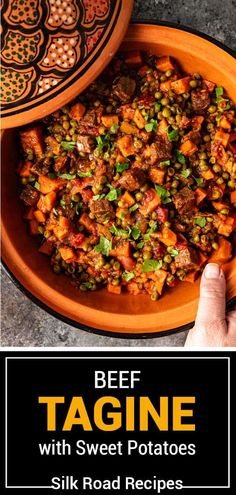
(189, 80, 198, 88)
(213, 164, 222, 173)
(208, 105, 217, 113)
(162, 107, 172, 118)
(216, 177, 224, 185)
(143, 252, 151, 260)
(151, 293, 158, 301)
(164, 254, 172, 263)
(114, 261, 120, 270)
(165, 69, 173, 77)
(53, 265, 61, 274)
(161, 97, 170, 106)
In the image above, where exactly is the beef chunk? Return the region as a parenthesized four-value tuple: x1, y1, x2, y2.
(118, 167, 146, 191)
(191, 89, 210, 114)
(90, 199, 115, 223)
(77, 135, 95, 153)
(54, 156, 68, 173)
(173, 186, 196, 216)
(112, 76, 136, 103)
(143, 135, 172, 165)
(31, 159, 50, 176)
(20, 184, 39, 206)
(175, 246, 198, 270)
(78, 109, 98, 135)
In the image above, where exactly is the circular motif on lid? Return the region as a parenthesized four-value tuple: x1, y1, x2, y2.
(1, 0, 134, 128)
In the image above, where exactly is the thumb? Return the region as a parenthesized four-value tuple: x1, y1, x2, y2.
(196, 263, 226, 324)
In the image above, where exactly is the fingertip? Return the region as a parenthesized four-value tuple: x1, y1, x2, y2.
(203, 263, 224, 280)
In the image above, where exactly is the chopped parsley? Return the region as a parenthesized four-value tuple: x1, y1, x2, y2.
(61, 141, 76, 151)
(110, 225, 130, 237)
(167, 127, 179, 142)
(129, 204, 139, 213)
(106, 188, 121, 201)
(155, 185, 172, 204)
(96, 134, 111, 153)
(175, 150, 186, 165)
(180, 169, 192, 178)
(194, 217, 206, 227)
(168, 247, 179, 257)
(131, 226, 141, 240)
(159, 160, 171, 166)
(215, 86, 224, 98)
(93, 194, 105, 201)
(34, 181, 40, 190)
(122, 272, 135, 282)
(77, 170, 92, 178)
(145, 119, 158, 132)
(115, 162, 129, 173)
(110, 123, 119, 133)
(194, 176, 204, 186)
(95, 235, 112, 256)
(142, 259, 163, 272)
(58, 173, 76, 180)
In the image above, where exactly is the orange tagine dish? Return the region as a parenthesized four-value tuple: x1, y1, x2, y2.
(17, 50, 236, 302)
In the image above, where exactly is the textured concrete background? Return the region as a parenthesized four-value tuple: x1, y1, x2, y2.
(1, 0, 235, 347)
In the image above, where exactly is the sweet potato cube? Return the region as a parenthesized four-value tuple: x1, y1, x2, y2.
(179, 140, 197, 156)
(69, 102, 86, 121)
(214, 130, 230, 148)
(184, 271, 199, 283)
(159, 226, 177, 246)
(39, 176, 65, 194)
(121, 191, 135, 207)
(19, 161, 32, 177)
(107, 283, 122, 295)
(133, 109, 146, 129)
(59, 246, 77, 263)
(120, 104, 135, 120)
(29, 219, 39, 235)
(156, 56, 175, 72)
(209, 238, 232, 264)
(125, 50, 142, 65)
(78, 213, 96, 234)
(39, 241, 54, 256)
(37, 191, 56, 212)
(171, 77, 191, 94)
(101, 115, 119, 128)
(218, 217, 234, 237)
(230, 191, 236, 203)
(116, 135, 135, 157)
(20, 126, 44, 155)
(160, 80, 172, 92)
(195, 187, 207, 205)
(201, 169, 215, 180)
(33, 210, 46, 223)
(24, 207, 35, 220)
(149, 168, 166, 185)
(120, 121, 137, 135)
(157, 119, 168, 136)
(219, 116, 231, 130)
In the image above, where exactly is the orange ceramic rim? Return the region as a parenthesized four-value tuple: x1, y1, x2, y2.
(1, 21, 236, 338)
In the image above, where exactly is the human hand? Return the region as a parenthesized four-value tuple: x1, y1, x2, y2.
(185, 263, 236, 347)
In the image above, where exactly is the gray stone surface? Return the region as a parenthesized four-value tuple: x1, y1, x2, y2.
(1, 0, 235, 347)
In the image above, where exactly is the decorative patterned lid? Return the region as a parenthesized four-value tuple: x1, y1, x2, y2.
(1, 0, 134, 128)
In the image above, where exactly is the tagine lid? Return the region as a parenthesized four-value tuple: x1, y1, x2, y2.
(1, 0, 134, 128)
